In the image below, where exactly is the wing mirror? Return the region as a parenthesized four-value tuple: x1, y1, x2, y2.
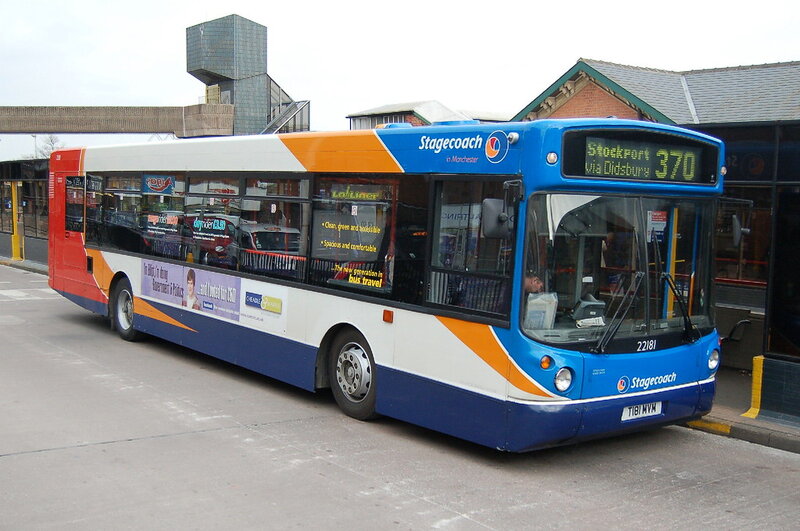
(732, 214, 751, 247)
(721, 319, 751, 343)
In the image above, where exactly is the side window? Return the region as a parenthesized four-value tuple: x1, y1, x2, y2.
(101, 174, 142, 252)
(85, 175, 104, 244)
(187, 203, 241, 269)
(185, 176, 241, 269)
(309, 178, 396, 294)
(141, 173, 186, 261)
(392, 175, 429, 305)
(427, 180, 513, 316)
(239, 197, 309, 280)
(65, 176, 84, 232)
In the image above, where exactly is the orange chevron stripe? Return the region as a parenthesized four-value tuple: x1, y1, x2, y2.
(436, 316, 553, 397)
(87, 249, 114, 300)
(85, 250, 193, 332)
(279, 130, 402, 173)
(134, 297, 196, 332)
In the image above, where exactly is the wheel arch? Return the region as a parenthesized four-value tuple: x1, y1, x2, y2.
(314, 322, 361, 390)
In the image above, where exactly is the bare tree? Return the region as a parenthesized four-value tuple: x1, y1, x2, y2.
(35, 134, 65, 159)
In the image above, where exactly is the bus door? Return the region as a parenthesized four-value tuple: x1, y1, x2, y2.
(647, 203, 702, 320)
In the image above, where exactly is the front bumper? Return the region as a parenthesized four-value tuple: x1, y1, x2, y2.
(504, 378, 716, 452)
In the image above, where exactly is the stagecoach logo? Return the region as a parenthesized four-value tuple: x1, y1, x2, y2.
(416, 131, 511, 164)
(485, 130, 510, 164)
(617, 373, 678, 393)
(143, 174, 175, 195)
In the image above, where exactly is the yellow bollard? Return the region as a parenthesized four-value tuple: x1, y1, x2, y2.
(10, 182, 24, 261)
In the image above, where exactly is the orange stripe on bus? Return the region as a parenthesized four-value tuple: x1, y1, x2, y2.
(86, 249, 115, 300)
(83, 251, 193, 333)
(279, 131, 402, 173)
(436, 316, 553, 398)
(134, 297, 196, 332)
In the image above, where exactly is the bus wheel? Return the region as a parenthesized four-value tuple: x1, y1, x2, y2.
(329, 329, 378, 420)
(112, 278, 142, 342)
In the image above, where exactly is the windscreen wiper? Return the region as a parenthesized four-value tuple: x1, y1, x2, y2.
(650, 229, 699, 343)
(662, 272, 700, 343)
(592, 271, 644, 354)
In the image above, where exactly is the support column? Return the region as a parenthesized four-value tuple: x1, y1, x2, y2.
(10, 182, 23, 261)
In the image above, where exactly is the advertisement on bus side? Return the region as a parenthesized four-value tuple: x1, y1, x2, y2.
(141, 259, 288, 334)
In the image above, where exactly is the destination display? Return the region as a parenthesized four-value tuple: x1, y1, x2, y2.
(585, 136, 703, 181)
(562, 131, 718, 184)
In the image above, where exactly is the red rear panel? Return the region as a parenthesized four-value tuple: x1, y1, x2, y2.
(49, 148, 108, 307)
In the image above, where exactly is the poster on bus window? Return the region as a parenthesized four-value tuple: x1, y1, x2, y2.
(647, 210, 667, 242)
(311, 183, 392, 292)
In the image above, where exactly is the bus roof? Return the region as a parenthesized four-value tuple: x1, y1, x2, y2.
(63, 119, 723, 194)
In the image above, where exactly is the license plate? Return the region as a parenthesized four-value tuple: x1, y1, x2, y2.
(621, 401, 662, 421)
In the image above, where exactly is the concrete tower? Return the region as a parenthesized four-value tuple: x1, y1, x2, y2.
(187, 14, 309, 135)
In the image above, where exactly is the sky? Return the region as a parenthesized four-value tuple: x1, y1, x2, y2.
(1, 0, 798, 161)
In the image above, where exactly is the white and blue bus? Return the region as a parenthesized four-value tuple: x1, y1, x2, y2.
(49, 118, 725, 451)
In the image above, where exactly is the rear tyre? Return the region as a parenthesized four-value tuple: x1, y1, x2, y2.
(328, 329, 378, 420)
(112, 278, 142, 342)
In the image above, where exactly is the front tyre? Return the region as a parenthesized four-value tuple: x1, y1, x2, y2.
(329, 329, 378, 420)
(112, 278, 142, 342)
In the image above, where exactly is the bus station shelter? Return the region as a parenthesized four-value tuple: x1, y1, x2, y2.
(0, 159, 48, 263)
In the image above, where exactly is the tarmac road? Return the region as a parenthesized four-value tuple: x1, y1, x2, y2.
(1, 263, 799, 529)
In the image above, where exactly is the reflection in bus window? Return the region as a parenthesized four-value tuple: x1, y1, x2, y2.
(428, 180, 512, 315)
(65, 176, 85, 232)
(98, 175, 142, 252)
(239, 199, 308, 280)
(141, 173, 186, 261)
(184, 196, 241, 269)
(523, 194, 715, 352)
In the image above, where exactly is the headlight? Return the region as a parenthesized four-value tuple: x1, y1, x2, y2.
(708, 349, 720, 371)
(554, 367, 573, 392)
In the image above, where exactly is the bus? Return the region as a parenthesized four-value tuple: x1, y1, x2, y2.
(49, 119, 725, 452)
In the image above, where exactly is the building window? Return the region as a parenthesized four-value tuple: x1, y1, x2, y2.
(705, 126, 776, 182)
(350, 114, 411, 130)
(778, 125, 800, 181)
(22, 180, 49, 238)
(715, 186, 770, 286)
(0, 182, 11, 234)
